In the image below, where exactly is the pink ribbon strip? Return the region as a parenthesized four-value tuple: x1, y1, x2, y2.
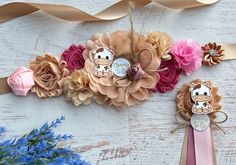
(187, 126, 196, 165)
(193, 127, 214, 165)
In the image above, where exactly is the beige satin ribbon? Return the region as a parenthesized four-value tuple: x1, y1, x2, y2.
(179, 126, 189, 165)
(0, 0, 219, 23)
(0, 77, 11, 94)
(211, 129, 217, 165)
(221, 44, 236, 60)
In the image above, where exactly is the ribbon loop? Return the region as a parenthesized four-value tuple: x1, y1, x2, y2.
(0, 0, 220, 23)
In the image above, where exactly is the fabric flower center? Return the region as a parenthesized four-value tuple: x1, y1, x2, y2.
(209, 49, 217, 56)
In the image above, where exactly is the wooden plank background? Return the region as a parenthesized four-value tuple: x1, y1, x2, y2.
(0, 0, 236, 164)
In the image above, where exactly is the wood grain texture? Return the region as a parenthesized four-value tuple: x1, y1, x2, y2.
(0, 0, 236, 164)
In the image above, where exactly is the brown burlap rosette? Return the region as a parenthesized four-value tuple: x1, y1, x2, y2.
(176, 79, 222, 120)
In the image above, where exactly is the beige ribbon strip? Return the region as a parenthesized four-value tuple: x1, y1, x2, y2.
(222, 44, 236, 60)
(0, 77, 11, 94)
(0, 0, 219, 23)
(211, 129, 217, 165)
(179, 126, 189, 165)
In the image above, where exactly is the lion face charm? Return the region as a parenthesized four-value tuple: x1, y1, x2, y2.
(92, 47, 114, 78)
(190, 81, 213, 115)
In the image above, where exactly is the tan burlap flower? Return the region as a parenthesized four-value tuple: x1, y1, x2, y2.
(146, 32, 173, 60)
(202, 42, 224, 65)
(61, 70, 93, 106)
(83, 30, 161, 108)
(30, 53, 69, 98)
(176, 79, 221, 120)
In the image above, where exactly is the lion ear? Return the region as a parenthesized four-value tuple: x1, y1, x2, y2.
(109, 48, 114, 55)
(203, 81, 210, 87)
(189, 82, 195, 92)
(91, 50, 95, 55)
(190, 82, 196, 88)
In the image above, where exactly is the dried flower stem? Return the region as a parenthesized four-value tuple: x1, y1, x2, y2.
(128, 0, 135, 62)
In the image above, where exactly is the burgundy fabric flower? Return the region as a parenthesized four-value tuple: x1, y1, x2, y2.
(152, 56, 181, 93)
(61, 44, 85, 72)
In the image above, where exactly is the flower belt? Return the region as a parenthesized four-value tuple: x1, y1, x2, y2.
(1, 0, 236, 109)
(0, 30, 235, 109)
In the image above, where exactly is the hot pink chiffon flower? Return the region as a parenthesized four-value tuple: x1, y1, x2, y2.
(171, 39, 203, 75)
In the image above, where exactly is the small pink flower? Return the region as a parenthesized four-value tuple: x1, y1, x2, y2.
(61, 44, 85, 72)
(152, 57, 181, 93)
(171, 39, 203, 75)
(7, 66, 35, 96)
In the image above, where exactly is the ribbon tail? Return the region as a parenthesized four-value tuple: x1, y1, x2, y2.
(193, 127, 215, 165)
(186, 126, 196, 165)
(180, 126, 189, 165)
(211, 129, 217, 165)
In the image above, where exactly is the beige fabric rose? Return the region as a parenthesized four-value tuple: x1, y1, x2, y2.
(61, 70, 94, 106)
(30, 53, 69, 98)
(83, 30, 161, 108)
(146, 32, 173, 60)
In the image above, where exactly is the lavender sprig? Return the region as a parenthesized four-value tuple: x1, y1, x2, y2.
(0, 116, 90, 165)
(0, 127, 5, 136)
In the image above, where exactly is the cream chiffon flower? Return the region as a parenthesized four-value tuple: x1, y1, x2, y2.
(61, 70, 94, 106)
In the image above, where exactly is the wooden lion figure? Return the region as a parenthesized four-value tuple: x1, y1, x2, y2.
(190, 81, 213, 114)
(92, 47, 114, 78)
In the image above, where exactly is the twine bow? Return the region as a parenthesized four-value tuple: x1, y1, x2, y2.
(171, 110, 228, 134)
(127, 63, 145, 81)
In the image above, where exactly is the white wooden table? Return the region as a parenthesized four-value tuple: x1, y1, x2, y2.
(0, 0, 236, 164)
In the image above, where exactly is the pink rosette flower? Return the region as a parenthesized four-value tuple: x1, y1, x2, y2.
(171, 39, 203, 75)
(61, 44, 85, 72)
(152, 57, 181, 93)
(7, 66, 35, 96)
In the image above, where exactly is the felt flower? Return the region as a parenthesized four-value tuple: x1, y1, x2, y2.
(30, 53, 70, 98)
(176, 79, 221, 120)
(146, 32, 173, 60)
(61, 44, 85, 72)
(152, 56, 181, 93)
(171, 39, 203, 75)
(61, 70, 94, 106)
(7, 66, 35, 96)
(83, 30, 161, 108)
(202, 42, 224, 65)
